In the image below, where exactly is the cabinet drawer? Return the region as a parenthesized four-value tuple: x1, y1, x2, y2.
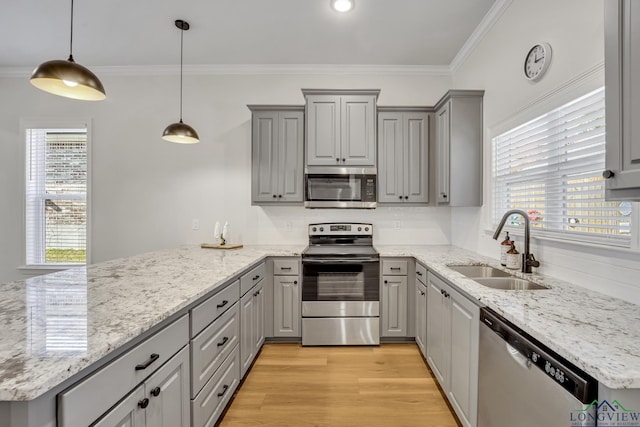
(273, 258, 299, 275)
(192, 347, 240, 427)
(58, 314, 189, 427)
(191, 280, 239, 338)
(382, 260, 408, 275)
(191, 302, 240, 397)
(240, 262, 266, 296)
(416, 262, 427, 285)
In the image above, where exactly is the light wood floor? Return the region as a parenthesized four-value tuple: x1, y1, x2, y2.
(219, 343, 461, 427)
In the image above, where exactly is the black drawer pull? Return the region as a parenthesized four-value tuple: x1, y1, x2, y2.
(138, 398, 149, 409)
(416, 271, 423, 276)
(135, 353, 160, 371)
(390, 267, 401, 270)
(217, 336, 229, 347)
(217, 384, 229, 397)
(280, 266, 292, 270)
(293, 280, 297, 285)
(151, 386, 161, 397)
(216, 300, 229, 309)
(253, 275, 260, 280)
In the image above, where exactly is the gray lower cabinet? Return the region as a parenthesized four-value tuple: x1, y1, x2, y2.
(272, 258, 301, 337)
(57, 315, 190, 427)
(415, 263, 427, 358)
(303, 89, 379, 167)
(240, 279, 265, 378)
(249, 106, 304, 204)
(604, 0, 640, 200)
(434, 90, 484, 206)
(378, 108, 430, 204)
(426, 272, 479, 427)
(381, 259, 409, 337)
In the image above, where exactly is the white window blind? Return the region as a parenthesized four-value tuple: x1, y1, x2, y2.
(492, 87, 632, 247)
(25, 128, 88, 265)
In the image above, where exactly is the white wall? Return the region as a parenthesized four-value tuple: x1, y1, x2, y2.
(452, 0, 640, 303)
(0, 72, 452, 282)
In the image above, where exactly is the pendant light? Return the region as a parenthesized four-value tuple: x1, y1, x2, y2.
(30, 0, 106, 101)
(331, 0, 355, 12)
(162, 19, 199, 144)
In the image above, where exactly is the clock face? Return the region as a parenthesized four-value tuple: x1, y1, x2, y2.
(524, 43, 551, 81)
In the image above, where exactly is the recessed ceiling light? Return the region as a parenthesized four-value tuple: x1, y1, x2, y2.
(331, 0, 354, 13)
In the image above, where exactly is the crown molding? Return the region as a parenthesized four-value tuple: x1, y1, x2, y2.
(0, 64, 451, 78)
(449, 0, 513, 75)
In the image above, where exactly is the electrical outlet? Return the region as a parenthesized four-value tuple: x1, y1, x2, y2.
(285, 221, 293, 232)
(392, 221, 401, 229)
(192, 219, 200, 230)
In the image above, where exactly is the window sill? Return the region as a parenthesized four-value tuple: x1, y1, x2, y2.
(17, 265, 85, 275)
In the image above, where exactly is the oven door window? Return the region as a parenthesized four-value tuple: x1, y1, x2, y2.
(306, 176, 362, 202)
(302, 261, 379, 301)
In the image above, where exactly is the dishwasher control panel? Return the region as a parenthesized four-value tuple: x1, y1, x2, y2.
(480, 309, 597, 404)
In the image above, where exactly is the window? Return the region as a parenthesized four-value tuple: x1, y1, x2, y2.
(492, 87, 632, 247)
(25, 126, 88, 265)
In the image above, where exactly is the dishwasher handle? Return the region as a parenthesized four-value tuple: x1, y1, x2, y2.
(480, 308, 597, 404)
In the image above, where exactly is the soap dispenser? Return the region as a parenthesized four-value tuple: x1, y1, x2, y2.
(500, 231, 511, 266)
(506, 242, 520, 270)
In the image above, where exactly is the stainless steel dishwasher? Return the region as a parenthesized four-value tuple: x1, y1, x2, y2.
(478, 308, 598, 427)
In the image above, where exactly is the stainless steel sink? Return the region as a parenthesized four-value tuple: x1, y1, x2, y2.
(448, 265, 511, 278)
(473, 277, 549, 290)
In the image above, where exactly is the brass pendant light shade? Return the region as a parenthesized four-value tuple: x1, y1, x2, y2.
(162, 19, 199, 144)
(30, 0, 106, 101)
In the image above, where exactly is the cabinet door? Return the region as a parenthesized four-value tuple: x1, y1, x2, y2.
(605, 0, 640, 199)
(381, 275, 407, 337)
(146, 346, 190, 427)
(251, 111, 279, 203)
(92, 386, 146, 427)
(273, 275, 300, 337)
(448, 288, 479, 427)
(253, 281, 265, 354)
(240, 289, 254, 378)
(306, 95, 341, 166)
(377, 112, 404, 203)
(415, 280, 427, 358)
(435, 101, 451, 204)
(278, 111, 304, 202)
(341, 95, 376, 166)
(404, 112, 429, 204)
(426, 273, 450, 387)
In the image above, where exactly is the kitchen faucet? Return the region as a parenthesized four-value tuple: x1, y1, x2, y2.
(493, 209, 541, 273)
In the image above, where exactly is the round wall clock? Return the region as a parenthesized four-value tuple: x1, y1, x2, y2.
(524, 43, 552, 82)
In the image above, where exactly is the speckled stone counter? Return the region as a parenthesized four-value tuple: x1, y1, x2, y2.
(376, 245, 640, 390)
(0, 245, 304, 401)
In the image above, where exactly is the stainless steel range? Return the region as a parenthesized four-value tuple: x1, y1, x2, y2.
(301, 222, 380, 346)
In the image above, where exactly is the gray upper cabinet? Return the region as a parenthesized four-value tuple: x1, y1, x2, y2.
(249, 106, 304, 204)
(604, 0, 640, 200)
(303, 89, 379, 167)
(378, 108, 430, 204)
(434, 90, 484, 206)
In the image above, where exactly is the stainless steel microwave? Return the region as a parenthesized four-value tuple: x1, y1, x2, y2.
(304, 167, 377, 208)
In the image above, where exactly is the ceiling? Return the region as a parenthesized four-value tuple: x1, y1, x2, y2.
(1, 0, 497, 70)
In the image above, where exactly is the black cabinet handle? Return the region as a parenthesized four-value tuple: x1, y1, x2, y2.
(278, 195, 282, 198)
(384, 280, 388, 284)
(399, 195, 403, 200)
(135, 353, 159, 371)
(253, 275, 260, 280)
(217, 384, 229, 398)
(442, 193, 448, 199)
(603, 170, 615, 179)
(280, 266, 292, 270)
(138, 398, 149, 409)
(336, 158, 340, 162)
(420, 291, 425, 296)
(216, 300, 229, 309)
(416, 271, 423, 276)
(151, 387, 161, 397)
(404, 196, 408, 199)
(293, 280, 298, 285)
(272, 194, 277, 198)
(342, 158, 346, 162)
(217, 336, 229, 347)
(440, 289, 445, 295)
(390, 267, 401, 271)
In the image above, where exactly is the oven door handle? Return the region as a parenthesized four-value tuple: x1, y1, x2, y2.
(303, 258, 379, 263)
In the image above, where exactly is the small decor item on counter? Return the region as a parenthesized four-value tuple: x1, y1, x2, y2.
(506, 243, 520, 270)
(220, 221, 229, 245)
(213, 221, 221, 244)
(500, 231, 512, 266)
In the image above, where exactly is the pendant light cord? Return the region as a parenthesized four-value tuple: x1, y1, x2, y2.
(179, 25, 184, 122)
(68, 0, 75, 61)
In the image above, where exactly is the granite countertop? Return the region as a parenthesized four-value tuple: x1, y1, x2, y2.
(0, 245, 304, 401)
(376, 245, 640, 390)
(1, 244, 639, 403)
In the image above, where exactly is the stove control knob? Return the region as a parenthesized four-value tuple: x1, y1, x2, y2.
(549, 367, 556, 377)
(312, 227, 317, 232)
(365, 227, 369, 232)
(319, 227, 324, 232)
(545, 361, 551, 374)
(531, 352, 539, 363)
(358, 227, 362, 231)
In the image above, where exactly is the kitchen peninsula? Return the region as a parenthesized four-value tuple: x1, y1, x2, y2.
(1, 244, 639, 426)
